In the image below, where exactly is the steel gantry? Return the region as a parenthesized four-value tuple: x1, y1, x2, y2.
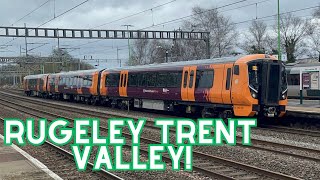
(0, 25, 211, 58)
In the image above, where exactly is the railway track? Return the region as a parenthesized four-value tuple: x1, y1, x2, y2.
(260, 125, 320, 138)
(1, 91, 320, 163)
(0, 116, 123, 180)
(3, 89, 320, 137)
(0, 92, 304, 179)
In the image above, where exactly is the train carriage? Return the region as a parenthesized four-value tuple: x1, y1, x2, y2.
(48, 70, 101, 104)
(23, 74, 49, 97)
(286, 63, 320, 99)
(100, 54, 287, 118)
(24, 54, 288, 118)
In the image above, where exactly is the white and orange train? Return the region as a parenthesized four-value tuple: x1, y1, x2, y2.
(24, 54, 288, 118)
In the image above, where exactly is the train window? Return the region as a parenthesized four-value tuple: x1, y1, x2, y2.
(73, 77, 78, 86)
(71, 77, 75, 86)
(157, 73, 167, 87)
(120, 74, 123, 87)
(87, 75, 92, 87)
(196, 70, 214, 88)
(49, 78, 54, 86)
(136, 74, 142, 87)
(167, 73, 175, 88)
(124, 74, 127, 87)
(234, 65, 239, 75)
(166, 72, 181, 88)
(226, 68, 231, 90)
(29, 79, 37, 87)
(65, 78, 68, 86)
(59, 77, 64, 85)
(70, 77, 73, 86)
(189, 70, 194, 88)
(78, 77, 83, 86)
(83, 78, 87, 86)
(140, 73, 147, 87)
(176, 72, 182, 87)
(106, 74, 120, 87)
(287, 74, 300, 85)
(183, 71, 188, 88)
(105, 75, 109, 86)
(39, 79, 43, 87)
(128, 74, 137, 87)
(147, 73, 156, 87)
(59, 77, 62, 85)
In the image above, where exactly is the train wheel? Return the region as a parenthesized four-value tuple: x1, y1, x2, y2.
(219, 110, 233, 124)
(201, 108, 210, 118)
(85, 97, 91, 105)
(120, 101, 128, 110)
(92, 98, 100, 106)
(111, 100, 117, 108)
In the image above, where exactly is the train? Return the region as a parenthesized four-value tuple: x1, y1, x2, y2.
(24, 54, 288, 118)
(286, 63, 320, 99)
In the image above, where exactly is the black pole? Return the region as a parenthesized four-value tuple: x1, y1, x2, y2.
(165, 50, 168, 62)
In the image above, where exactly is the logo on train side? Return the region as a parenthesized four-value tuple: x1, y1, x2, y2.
(143, 89, 159, 93)
(163, 88, 169, 93)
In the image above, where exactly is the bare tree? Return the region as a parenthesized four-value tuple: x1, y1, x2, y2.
(184, 6, 238, 58)
(313, 5, 320, 18)
(129, 6, 238, 65)
(128, 39, 150, 65)
(129, 39, 176, 65)
(241, 20, 267, 54)
(276, 13, 314, 63)
(308, 26, 320, 61)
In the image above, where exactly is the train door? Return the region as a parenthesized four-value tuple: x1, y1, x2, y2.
(44, 75, 49, 92)
(119, 70, 128, 97)
(231, 64, 241, 104)
(36, 78, 40, 92)
(55, 75, 60, 93)
(24, 79, 28, 91)
(181, 66, 197, 101)
(221, 64, 233, 104)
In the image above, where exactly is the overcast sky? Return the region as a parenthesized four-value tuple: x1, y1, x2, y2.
(0, 0, 319, 68)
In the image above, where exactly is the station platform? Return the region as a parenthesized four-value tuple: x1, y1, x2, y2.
(287, 99, 320, 119)
(0, 135, 61, 180)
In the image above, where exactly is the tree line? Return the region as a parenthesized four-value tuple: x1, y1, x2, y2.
(128, 5, 320, 65)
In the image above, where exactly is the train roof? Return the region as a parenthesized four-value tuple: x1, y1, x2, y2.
(286, 62, 320, 68)
(50, 69, 100, 76)
(103, 55, 246, 72)
(24, 74, 49, 79)
(286, 63, 320, 74)
(25, 54, 277, 76)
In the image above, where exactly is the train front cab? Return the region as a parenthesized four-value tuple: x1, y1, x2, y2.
(233, 55, 287, 118)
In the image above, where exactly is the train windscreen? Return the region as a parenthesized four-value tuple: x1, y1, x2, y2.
(248, 60, 283, 105)
(267, 64, 280, 104)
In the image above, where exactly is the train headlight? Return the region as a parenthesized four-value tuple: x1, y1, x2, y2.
(249, 85, 258, 99)
(281, 93, 287, 100)
(281, 89, 288, 100)
(251, 92, 257, 99)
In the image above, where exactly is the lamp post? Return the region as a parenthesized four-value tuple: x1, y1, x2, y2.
(122, 25, 133, 61)
(277, 0, 281, 60)
(157, 46, 172, 63)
